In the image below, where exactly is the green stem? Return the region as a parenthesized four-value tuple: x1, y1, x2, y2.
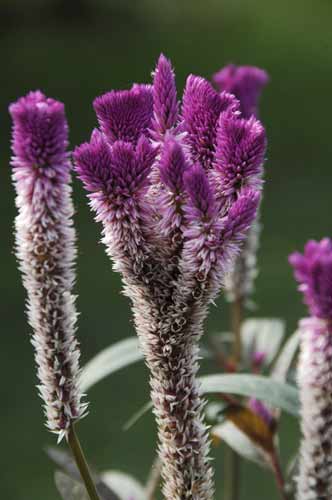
(231, 296, 243, 365)
(223, 296, 243, 500)
(223, 444, 240, 500)
(68, 424, 101, 500)
(270, 452, 288, 500)
(145, 455, 162, 500)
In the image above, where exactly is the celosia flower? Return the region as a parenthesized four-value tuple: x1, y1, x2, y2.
(75, 55, 266, 500)
(290, 238, 332, 499)
(93, 84, 153, 144)
(151, 53, 179, 140)
(182, 75, 239, 169)
(214, 113, 266, 199)
(213, 64, 269, 118)
(9, 91, 86, 442)
(213, 64, 269, 307)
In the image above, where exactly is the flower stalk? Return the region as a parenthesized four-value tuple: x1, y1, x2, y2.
(290, 238, 332, 499)
(74, 54, 266, 499)
(10, 91, 99, 500)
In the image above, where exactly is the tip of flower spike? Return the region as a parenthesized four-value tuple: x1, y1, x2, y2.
(289, 238, 332, 320)
(9, 90, 68, 168)
(182, 75, 239, 169)
(159, 138, 188, 192)
(152, 53, 178, 137)
(184, 163, 216, 217)
(215, 113, 266, 196)
(213, 64, 269, 118)
(93, 84, 153, 144)
(74, 131, 113, 192)
(222, 188, 260, 242)
(110, 139, 154, 194)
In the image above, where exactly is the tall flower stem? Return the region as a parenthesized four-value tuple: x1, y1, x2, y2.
(68, 424, 101, 500)
(223, 444, 240, 500)
(223, 295, 243, 500)
(231, 296, 243, 365)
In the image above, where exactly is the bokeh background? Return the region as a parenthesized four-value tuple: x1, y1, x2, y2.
(1, 1, 332, 498)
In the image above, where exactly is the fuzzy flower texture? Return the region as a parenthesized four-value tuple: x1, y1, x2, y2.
(75, 54, 267, 500)
(213, 64, 269, 307)
(9, 92, 87, 442)
(290, 239, 332, 500)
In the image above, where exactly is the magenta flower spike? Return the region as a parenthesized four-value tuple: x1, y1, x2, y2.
(151, 53, 179, 141)
(93, 84, 153, 144)
(9, 91, 87, 442)
(290, 238, 332, 499)
(215, 113, 266, 199)
(213, 64, 269, 118)
(212, 64, 268, 308)
(75, 54, 266, 500)
(182, 75, 239, 169)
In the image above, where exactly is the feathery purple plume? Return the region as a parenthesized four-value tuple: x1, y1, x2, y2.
(75, 54, 267, 500)
(151, 53, 179, 139)
(215, 113, 266, 198)
(182, 75, 239, 169)
(290, 239, 332, 498)
(214, 65, 268, 307)
(184, 163, 217, 222)
(10, 91, 86, 442)
(222, 188, 260, 242)
(74, 129, 113, 193)
(93, 84, 153, 144)
(159, 137, 188, 192)
(289, 238, 332, 320)
(213, 64, 269, 118)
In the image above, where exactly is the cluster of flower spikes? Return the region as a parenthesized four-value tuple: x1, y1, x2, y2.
(9, 91, 87, 443)
(290, 239, 332, 500)
(213, 64, 269, 308)
(74, 54, 267, 500)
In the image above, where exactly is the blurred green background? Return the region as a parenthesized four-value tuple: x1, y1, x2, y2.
(1, 0, 332, 498)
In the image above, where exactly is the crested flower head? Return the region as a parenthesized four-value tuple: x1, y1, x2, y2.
(74, 132, 156, 198)
(9, 90, 68, 169)
(159, 137, 188, 192)
(289, 238, 332, 320)
(75, 54, 267, 500)
(73, 129, 113, 193)
(182, 75, 239, 169)
(10, 91, 86, 442)
(93, 84, 153, 144)
(215, 112, 266, 198)
(213, 64, 269, 118)
(184, 163, 217, 219)
(151, 53, 179, 139)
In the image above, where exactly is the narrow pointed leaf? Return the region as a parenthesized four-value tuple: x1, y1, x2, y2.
(212, 421, 268, 468)
(272, 330, 300, 382)
(47, 448, 119, 500)
(80, 337, 143, 391)
(101, 471, 145, 500)
(241, 318, 286, 368)
(124, 374, 299, 430)
(55, 471, 89, 500)
(200, 374, 299, 416)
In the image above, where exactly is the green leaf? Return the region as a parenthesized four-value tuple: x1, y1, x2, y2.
(123, 401, 153, 431)
(241, 318, 286, 368)
(80, 337, 143, 392)
(47, 448, 119, 500)
(211, 403, 278, 468)
(212, 421, 269, 468)
(200, 374, 299, 416)
(55, 471, 89, 500)
(124, 374, 299, 430)
(272, 330, 300, 382)
(101, 471, 145, 500)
